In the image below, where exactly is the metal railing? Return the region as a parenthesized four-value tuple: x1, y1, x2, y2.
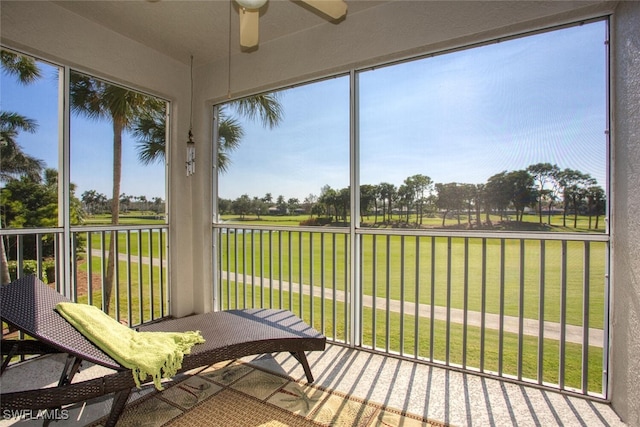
(1, 225, 169, 327)
(3, 224, 609, 398)
(217, 226, 350, 342)
(215, 224, 610, 399)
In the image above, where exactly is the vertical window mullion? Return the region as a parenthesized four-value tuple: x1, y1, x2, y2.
(61, 65, 72, 295)
(350, 69, 361, 347)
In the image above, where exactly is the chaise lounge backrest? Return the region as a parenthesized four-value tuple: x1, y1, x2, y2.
(1, 275, 121, 370)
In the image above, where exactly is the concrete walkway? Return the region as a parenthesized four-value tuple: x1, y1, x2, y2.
(89, 249, 604, 347)
(91, 249, 167, 267)
(222, 272, 604, 347)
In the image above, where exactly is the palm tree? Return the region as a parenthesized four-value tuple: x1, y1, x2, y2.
(69, 73, 164, 311)
(130, 107, 166, 166)
(0, 112, 44, 181)
(1, 51, 45, 180)
(232, 95, 283, 129)
(1, 50, 43, 285)
(1, 50, 41, 83)
(133, 94, 282, 172)
(78, 77, 281, 310)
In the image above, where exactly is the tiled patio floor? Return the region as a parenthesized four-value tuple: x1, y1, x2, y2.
(0, 343, 626, 426)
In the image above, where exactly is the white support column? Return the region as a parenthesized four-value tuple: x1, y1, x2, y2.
(610, 2, 640, 424)
(168, 80, 197, 317)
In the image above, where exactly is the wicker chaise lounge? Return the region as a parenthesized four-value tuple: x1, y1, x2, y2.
(1, 275, 326, 426)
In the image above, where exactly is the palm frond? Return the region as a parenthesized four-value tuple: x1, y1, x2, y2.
(232, 93, 283, 129)
(218, 116, 244, 152)
(0, 50, 42, 84)
(133, 107, 166, 165)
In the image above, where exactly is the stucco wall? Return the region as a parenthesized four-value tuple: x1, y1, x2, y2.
(611, 1, 640, 425)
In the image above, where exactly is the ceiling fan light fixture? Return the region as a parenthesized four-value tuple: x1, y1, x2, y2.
(235, 0, 347, 49)
(236, 0, 267, 10)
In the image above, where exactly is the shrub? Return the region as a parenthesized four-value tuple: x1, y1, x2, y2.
(299, 217, 333, 226)
(8, 259, 56, 283)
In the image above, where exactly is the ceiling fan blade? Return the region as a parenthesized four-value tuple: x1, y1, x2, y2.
(300, 0, 347, 20)
(239, 8, 260, 48)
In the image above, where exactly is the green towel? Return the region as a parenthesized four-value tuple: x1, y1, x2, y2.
(56, 302, 205, 390)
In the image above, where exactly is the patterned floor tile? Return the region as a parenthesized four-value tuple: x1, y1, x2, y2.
(159, 375, 222, 409)
(229, 369, 290, 400)
(114, 396, 183, 427)
(199, 362, 254, 386)
(311, 393, 379, 426)
(266, 381, 330, 416)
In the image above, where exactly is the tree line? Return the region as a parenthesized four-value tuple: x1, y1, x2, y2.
(221, 164, 606, 230)
(80, 190, 165, 215)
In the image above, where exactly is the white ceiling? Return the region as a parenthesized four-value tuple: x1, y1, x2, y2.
(52, 0, 387, 67)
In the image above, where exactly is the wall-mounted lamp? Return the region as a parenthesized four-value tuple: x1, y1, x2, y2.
(186, 55, 196, 177)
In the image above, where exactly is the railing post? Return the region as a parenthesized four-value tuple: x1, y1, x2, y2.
(349, 69, 361, 347)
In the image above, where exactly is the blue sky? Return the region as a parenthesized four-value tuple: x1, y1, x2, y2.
(2, 21, 607, 203)
(1, 65, 166, 200)
(219, 21, 607, 201)
(219, 77, 350, 201)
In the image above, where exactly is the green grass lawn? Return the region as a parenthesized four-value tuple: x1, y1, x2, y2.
(77, 213, 167, 260)
(72, 211, 606, 395)
(219, 230, 606, 328)
(83, 210, 604, 232)
(220, 282, 604, 394)
(83, 228, 166, 259)
(83, 213, 165, 226)
(219, 212, 606, 232)
(74, 255, 167, 326)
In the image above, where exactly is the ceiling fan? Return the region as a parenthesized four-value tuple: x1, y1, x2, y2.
(235, 0, 348, 49)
